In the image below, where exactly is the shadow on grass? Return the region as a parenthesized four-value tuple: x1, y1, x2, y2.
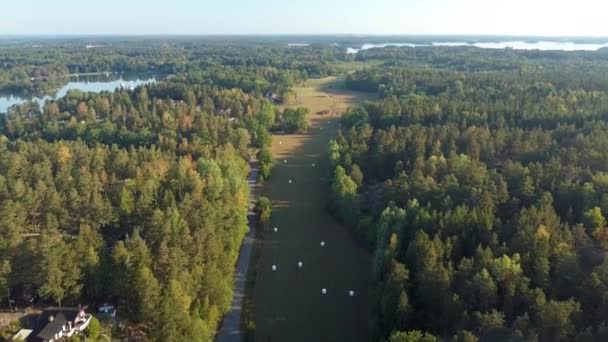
(315, 77, 377, 103)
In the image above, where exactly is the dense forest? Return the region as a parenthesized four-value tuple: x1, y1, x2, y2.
(0, 54, 291, 339)
(330, 47, 608, 341)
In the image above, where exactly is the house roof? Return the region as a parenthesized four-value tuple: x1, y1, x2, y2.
(36, 321, 64, 340)
(33, 307, 80, 341)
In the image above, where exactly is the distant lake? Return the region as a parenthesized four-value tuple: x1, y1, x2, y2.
(0, 74, 156, 113)
(346, 41, 608, 53)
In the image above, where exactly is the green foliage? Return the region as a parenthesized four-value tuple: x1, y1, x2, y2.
(0, 260, 11, 304)
(255, 197, 272, 226)
(277, 107, 309, 133)
(119, 187, 135, 215)
(87, 316, 102, 341)
(37, 229, 81, 306)
(158, 280, 208, 341)
(330, 48, 608, 340)
(388, 330, 439, 342)
(257, 147, 275, 180)
(584, 206, 606, 231)
(537, 299, 582, 341)
(0, 320, 22, 340)
(329, 165, 360, 226)
(256, 102, 276, 128)
(132, 265, 161, 323)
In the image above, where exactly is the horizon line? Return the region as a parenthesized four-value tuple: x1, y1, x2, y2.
(1, 33, 608, 38)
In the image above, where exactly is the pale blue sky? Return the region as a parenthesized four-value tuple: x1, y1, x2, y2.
(1, 0, 606, 36)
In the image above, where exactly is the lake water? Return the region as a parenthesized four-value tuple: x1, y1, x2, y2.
(346, 41, 608, 54)
(0, 74, 156, 113)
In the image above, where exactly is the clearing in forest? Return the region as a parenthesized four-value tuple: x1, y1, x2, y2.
(250, 77, 375, 341)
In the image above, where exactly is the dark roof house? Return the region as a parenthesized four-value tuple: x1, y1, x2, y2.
(31, 307, 92, 342)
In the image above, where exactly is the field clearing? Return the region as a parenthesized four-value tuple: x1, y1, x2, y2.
(250, 77, 375, 341)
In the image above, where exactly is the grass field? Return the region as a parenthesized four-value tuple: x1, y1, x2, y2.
(250, 77, 375, 341)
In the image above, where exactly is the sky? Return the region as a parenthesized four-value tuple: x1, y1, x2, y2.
(1, 0, 607, 36)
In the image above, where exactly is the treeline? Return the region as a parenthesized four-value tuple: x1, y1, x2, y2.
(0, 40, 346, 96)
(330, 55, 608, 341)
(353, 45, 608, 72)
(0, 81, 279, 340)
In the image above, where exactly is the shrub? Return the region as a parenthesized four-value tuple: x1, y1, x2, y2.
(255, 197, 272, 226)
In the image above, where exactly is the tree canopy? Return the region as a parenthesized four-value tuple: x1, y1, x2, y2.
(330, 45, 608, 341)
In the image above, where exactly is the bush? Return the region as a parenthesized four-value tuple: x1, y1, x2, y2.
(87, 316, 102, 341)
(276, 107, 309, 133)
(257, 147, 274, 180)
(0, 320, 22, 340)
(255, 197, 272, 226)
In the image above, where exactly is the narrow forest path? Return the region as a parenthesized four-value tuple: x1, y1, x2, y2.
(216, 157, 259, 342)
(250, 77, 375, 341)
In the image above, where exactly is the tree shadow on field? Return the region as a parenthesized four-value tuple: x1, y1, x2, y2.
(315, 77, 377, 104)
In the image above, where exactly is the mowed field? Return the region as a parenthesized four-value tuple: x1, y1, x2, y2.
(251, 77, 375, 341)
